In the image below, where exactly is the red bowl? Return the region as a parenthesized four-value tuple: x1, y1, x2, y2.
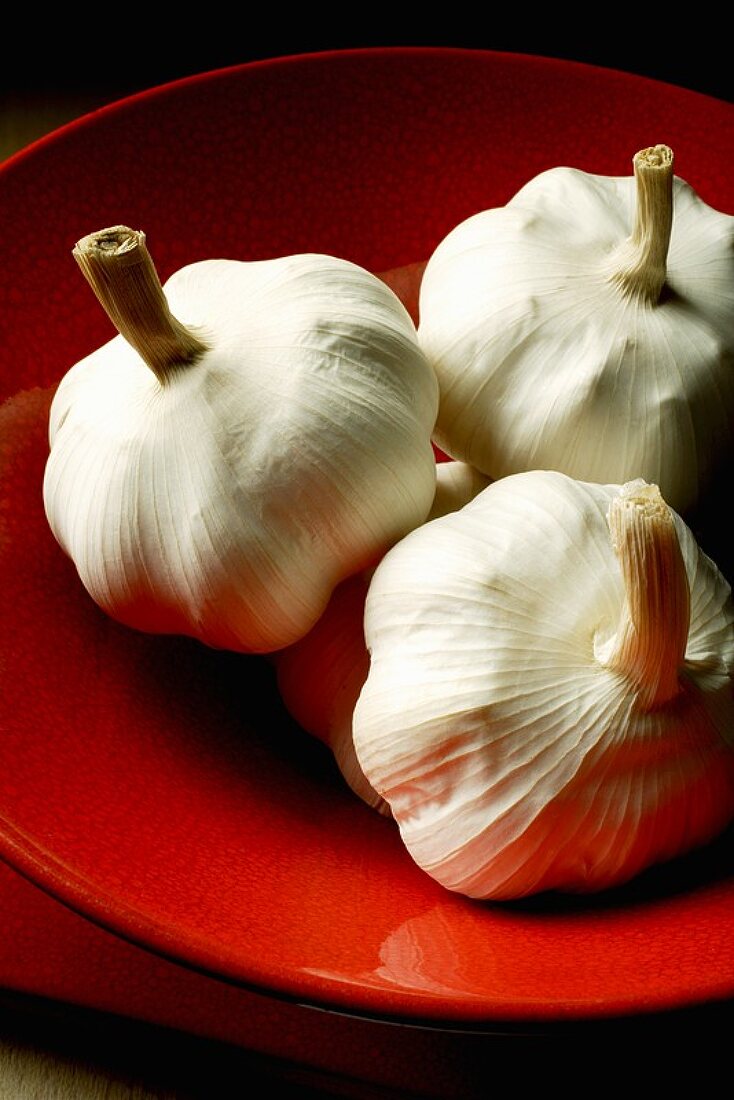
(1, 48, 734, 1028)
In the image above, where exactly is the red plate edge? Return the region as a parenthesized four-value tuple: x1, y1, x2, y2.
(1, 48, 734, 1031)
(4, 812, 734, 1029)
(4, 45, 731, 180)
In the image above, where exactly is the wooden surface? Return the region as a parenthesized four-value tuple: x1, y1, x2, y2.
(0, 990, 398, 1099)
(0, 92, 112, 163)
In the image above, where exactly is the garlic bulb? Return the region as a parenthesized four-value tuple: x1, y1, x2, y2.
(44, 227, 439, 653)
(276, 571, 379, 812)
(418, 145, 734, 515)
(275, 460, 491, 814)
(353, 471, 734, 899)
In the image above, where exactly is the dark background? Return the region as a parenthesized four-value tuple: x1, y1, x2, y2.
(1, 27, 730, 102)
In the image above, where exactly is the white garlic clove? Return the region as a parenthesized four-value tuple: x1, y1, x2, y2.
(418, 146, 734, 515)
(275, 460, 492, 815)
(353, 470, 734, 899)
(44, 228, 439, 653)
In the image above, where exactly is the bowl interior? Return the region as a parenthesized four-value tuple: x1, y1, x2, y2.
(1, 48, 734, 1026)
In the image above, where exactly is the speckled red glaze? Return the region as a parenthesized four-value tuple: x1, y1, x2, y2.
(1, 50, 734, 1029)
(0, 861, 547, 1093)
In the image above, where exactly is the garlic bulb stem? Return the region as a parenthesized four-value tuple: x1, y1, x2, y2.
(605, 482, 690, 710)
(73, 226, 209, 384)
(610, 144, 674, 304)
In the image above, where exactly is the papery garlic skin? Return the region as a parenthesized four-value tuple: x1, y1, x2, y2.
(44, 240, 439, 653)
(353, 470, 734, 900)
(418, 148, 734, 514)
(275, 461, 491, 815)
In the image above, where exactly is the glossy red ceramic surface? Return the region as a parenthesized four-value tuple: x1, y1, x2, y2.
(1, 860, 544, 1094)
(1, 49, 733, 1027)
